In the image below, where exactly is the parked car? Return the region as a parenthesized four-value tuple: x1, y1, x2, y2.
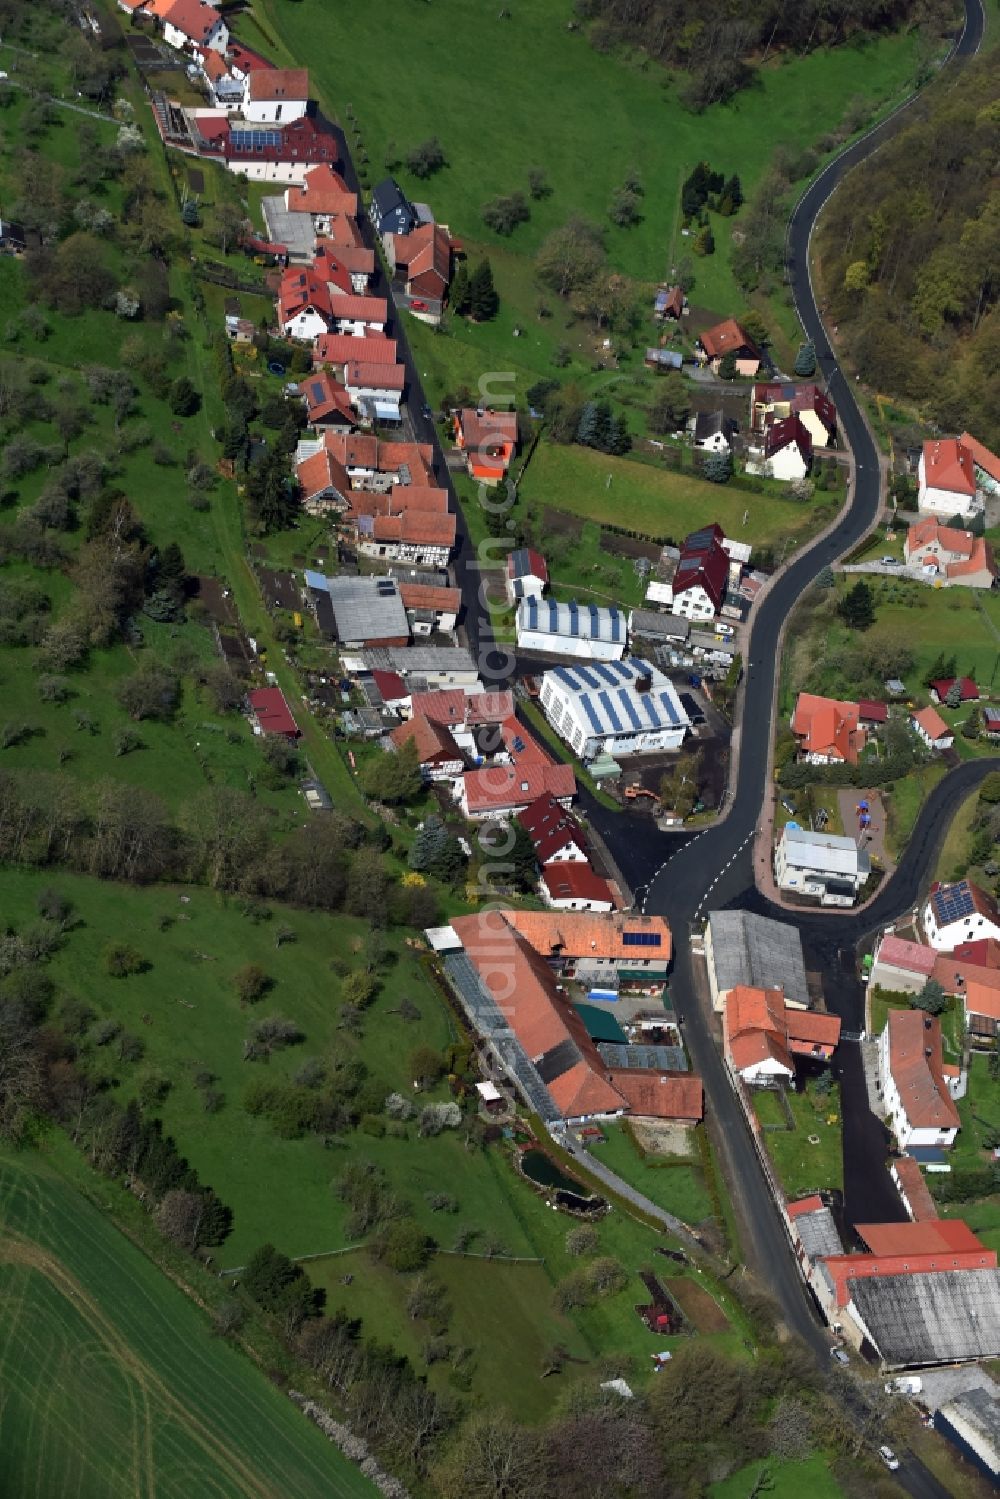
(410, 299, 428, 312)
(885, 1376, 922, 1395)
(781, 798, 796, 816)
(714, 622, 735, 637)
(829, 1347, 849, 1365)
(879, 1446, 900, 1471)
(880, 556, 901, 567)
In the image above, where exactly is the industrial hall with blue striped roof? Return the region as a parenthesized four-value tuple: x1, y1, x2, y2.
(539, 660, 690, 761)
(515, 598, 628, 660)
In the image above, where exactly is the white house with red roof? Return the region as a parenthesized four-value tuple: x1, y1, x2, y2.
(301, 370, 355, 431)
(923, 879, 1000, 951)
(748, 412, 812, 481)
(868, 934, 938, 995)
(276, 266, 332, 340)
(149, 0, 228, 55)
(458, 762, 575, 820)
(453, 408, 518, 486)
(910, 705, 954, 753)
(343, 360, 405, 425)
(517, 793, 589, 865)
(918, 438, 981, 519)
(329, 293, 387, 337)
(959, 430, 1000, 496)
(694, 318, 761, 376)
(750, 382, 837, 448)
(539, 863, 616, 913)
(388, 223, 452, 322)
(904, 518, 996, 589)
(877, 1008, 961, 1149)
(664, 525, 730, 621)
(791, 692, 864, 765)
(242, 67, 309, 124)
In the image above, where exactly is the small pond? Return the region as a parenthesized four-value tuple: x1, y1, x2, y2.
(519, 1149, 607, 1215)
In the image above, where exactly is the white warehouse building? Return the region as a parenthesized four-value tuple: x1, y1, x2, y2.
(516, 598, 627, 661)
(539, 660, 690, 761)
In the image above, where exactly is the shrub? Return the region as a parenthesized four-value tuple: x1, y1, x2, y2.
(103, 942, 145, 978)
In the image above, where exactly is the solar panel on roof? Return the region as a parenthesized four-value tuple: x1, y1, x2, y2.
(622, 931, 662, 946)
(618, 691, 644, 732)
(580, 694, 604, 735)
(574, 665, 601, 689)
(309, 381, 324, 400)
(598, 691, 624, 733)
(593, 663, 621, 685)
(656, 690, 680, 725)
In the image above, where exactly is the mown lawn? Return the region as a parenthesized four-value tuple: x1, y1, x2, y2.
(594, 1123, 715, 1228)
(0, 1148, 375, 1499)
(518, 440, 837, 549)
(753, 1082, 843, 1197)
(711, 1454, 843, 1499)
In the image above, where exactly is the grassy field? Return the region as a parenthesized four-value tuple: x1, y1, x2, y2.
(0, 1148, 374, 1498)
(935, 786, 983, 881)
(884, 764, 947, 856)
(594, 1123, 716, 1228)
(258, 0, 922, 379)
(710, 1454, 843, 1499)
(753, 1083, 843, 1197)
(518, 441, 838, 550)
(936, 1054, 1000, 1253)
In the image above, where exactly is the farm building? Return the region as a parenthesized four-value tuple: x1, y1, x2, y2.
(704, 909, 810, 1012)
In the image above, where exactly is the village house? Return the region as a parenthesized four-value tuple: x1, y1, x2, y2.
(437, 912, 699, 1124)
(242, 67, 309, 124)
(247, 686, 299, 740)
(518, 794, 590, 866)
(147, 0, 228, 55)
(389, 715, 464, 782)
(750, 382, 837, 448)
(918, 438, 981, 519)
(704, 909, 810, 1012)
(453, 407, 518, 486)
(397, 582, 461, 636)
(328, 293, 387, 337)
(313, 332, 397, 371)
(962, 970, 1000, 1043)
(516, 599, 627, 661)
(748, 412, 812, 482)
(295, 446, 351, 514)
(662, 525, 730, 621)
(692, 411, 736, 453)
(369, 178, 418, 237)
(301, 369, 355, 430)
(276, 266, 332, 341)
(910, 705, 954, 752)
(539, 659, 689, 760)
(694, 318, 761, 376)
(959, 431, 1000, 497)
(774, 826, 869, 906)
(501, 910, 672, 993)
(930, 676, 979, 706)
(653, 285, 684, 320)
(405, 687, 513, 755)
(923, 879, 1000, 951)
(539, 862, 617, 913)
(358, 509, 456, 568)
(904, 518, 996, 588)
(458, 762, 576, 820)
(877, 1009, 961, 1150)
(505, 547, 548, 602)
(868, 934, 938, 995)
(387, 222, 452, 320)
(723, 984, 840, 1086)
(791, 692, 864, 765)
(343, 359, 405, 425)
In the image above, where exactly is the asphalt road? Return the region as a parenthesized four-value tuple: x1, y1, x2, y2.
(330, 4, 987, 1486)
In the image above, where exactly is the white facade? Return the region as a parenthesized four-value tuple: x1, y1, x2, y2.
(163, 15, 228, 54)
(917, 452, 979, 519)
(766, 442, 810, 482)
(538, 878, 614, 914)
(736, 1051, 793, 1086)
(774, 826, 868, 906)
(346, 377, 402, 424)
(242, 91, 308, 126)
(923, 889, 1000, 951)
(358, 536, 451, 569)
(877, 1023, 959, 1150)
(540, 660, 689, 762)
(670, 583, 717, 622)
(333, 312, 386, 337)
(280, 307, 329, 342)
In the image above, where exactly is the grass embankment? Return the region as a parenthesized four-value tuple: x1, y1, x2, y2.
(594, 1123, 715, 1228)
(710, 1454, 843, 1499)
(260, 0, 921, 389)
(0, 1148, 374, 1499)
(0, 867, 742, 1414)
(753, 1084, 843, 1197)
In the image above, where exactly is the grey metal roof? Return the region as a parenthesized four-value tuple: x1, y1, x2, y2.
(849, 1269, 1000, 1367)
(795, 1206, 843, 1260)
(518, 597, 625, 644)
(937, 1387, 1000, 1465)
(598, 1042, 687, 1072)
(324, 575, 408, 643)
(707, 910, 810, 1006)
(629, 608, 691, 640)
(544, 659, 690, 739)
(782, 825, 868, 878)
(360, 645, 477, 675)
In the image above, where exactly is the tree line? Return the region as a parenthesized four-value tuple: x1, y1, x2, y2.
(816, 53, 1000, 447)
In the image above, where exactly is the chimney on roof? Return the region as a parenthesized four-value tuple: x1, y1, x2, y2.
(636, 674, 652, 694)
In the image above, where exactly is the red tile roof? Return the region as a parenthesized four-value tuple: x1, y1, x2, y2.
(698, 318, 759, 361)
(858, 699, 888, 723)
(876, 935, 937, 977)
(398, 582, 461, 615)
(884, 1009, 960, 1131)
(246, 66, 309, 102)
(763, 412, 812, 462)
(163, 0, 223, 43)
(911, 705, 950, 742)
(453, 408, 518, 477)
(296, 448, 350, 503)
(922, 438, 976, 496)
(392, 222, 451, 289)
(959, 430, 1000, 485)
(302, 369, 355, 426)
(329, 293, 387, 324)
(504, 911, 671, 964)
(792, 692, 864, 764)
(277, 266, 332, 327)
(371, 669, 407, 703)
(518, 793, 587, 863)
(314, 332, 397, 368)
(950, 938, 1000, 968)
(931, 676, 979, 702)
(389, 714, 461, 765)
(540, 862, 615, 906)
(372, 511, 456, 548)
(462, 762, 576, 816)
(787, 1194, 825, 1219)
(501, 715, 553, 767)
(606, 1070, 703, 1121)
(344, 360, 405, 392)
(672, 535, 729, 611)
(409, 688, 513, 726)
(891, 1155, 938, 1221)
(724, 984, 840, 1074)
(856, 1219, 984, 1257)
(248, 686, 298, 737)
